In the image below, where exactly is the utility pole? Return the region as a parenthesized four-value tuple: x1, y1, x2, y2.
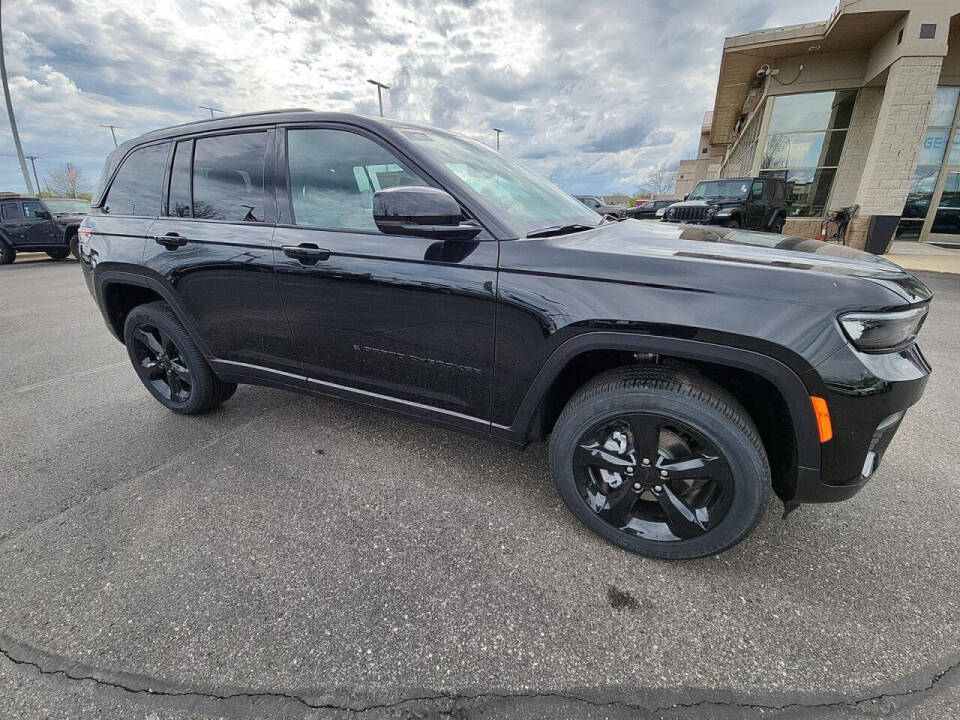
(199, 105, 223, 119)
(24, 154, 40, 192)
(0, 7, 34, 194)
(99, 124, 121, 147)
(366, 79, 390, 117)
(493, 128, 504, 151)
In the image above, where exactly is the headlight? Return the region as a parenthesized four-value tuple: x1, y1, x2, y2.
(839, 306, 928, 353)
(704, 206, 717, 217)
(714, 207, 732, 218)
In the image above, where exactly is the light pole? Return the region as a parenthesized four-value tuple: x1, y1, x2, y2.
(367, 79, 390, 117)
(24, 154, 40, 192)
(199, 105, 223, 119)
(493, 127, 503, 151)
(0, 7, 34, 195)
(99, 124, 121, 147)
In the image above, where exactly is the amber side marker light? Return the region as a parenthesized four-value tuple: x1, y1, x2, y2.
(810, 396, 833, 443)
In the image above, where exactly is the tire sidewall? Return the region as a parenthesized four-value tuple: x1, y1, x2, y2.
(550, 386, 768, 559)
(123, 305, 211, 414)
(0, 240, 13, 264)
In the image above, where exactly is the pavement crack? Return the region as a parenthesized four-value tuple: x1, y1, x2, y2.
(1, 632, 958, 716)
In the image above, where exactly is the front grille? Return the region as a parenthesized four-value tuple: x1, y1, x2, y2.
(669, 206, 710, 222)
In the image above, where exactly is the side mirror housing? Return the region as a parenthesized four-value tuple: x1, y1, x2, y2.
(373, 186, 481, 241)
(683, 194, 689, 201)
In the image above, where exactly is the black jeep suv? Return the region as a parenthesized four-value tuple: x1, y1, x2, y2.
(663, 177, 787, 232)
(80, 110, 931, 559)
(0, 196, 88, 264)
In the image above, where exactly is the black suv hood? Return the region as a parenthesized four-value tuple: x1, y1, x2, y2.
(512, 220, 931, 306)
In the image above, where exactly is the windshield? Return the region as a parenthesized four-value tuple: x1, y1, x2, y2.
(398, 126, 600, 235)
(689, 180, 750, 200)
(42, 198, 90, 214)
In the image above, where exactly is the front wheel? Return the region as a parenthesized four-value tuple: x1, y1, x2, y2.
(724, 219, 740, 229)
(548, 366, 770, 559)
(0, 239, 14, 265)
(123, 302, 233, 415)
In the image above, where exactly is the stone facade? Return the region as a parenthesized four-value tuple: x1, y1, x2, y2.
(852, 56, 944, 251)
(830, 87, 884, 209)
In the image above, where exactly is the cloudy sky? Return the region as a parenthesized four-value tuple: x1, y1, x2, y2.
(1, 0, 837, 196)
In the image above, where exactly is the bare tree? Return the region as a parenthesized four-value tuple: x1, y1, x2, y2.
(637, 160, 677, 197)
(44, 163, 88, 198)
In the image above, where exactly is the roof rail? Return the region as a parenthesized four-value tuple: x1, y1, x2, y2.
(159, 108, 314, 132)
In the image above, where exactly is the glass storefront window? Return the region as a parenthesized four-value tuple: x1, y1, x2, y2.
(759, 90, 856, 216)
(895, 86, 960, 241)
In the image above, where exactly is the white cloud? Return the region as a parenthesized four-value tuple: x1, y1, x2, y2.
(0, 0, 837, 195)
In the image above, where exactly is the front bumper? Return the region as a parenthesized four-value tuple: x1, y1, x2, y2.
(791, 342, 930, 503)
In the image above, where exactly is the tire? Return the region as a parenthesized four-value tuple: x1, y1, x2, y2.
(123, 301, 230, 415)
(724, 219, 740, 229)
(548, 365, 770, 560)
(0, 239, 14, 265)
(774, 219, 786, 234)
(47, 249, 70, 260)
(69, 234, 79, 259)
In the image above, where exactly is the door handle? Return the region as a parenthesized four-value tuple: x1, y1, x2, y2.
(151, 232, 188, 249)
(282, 244, 330, 262)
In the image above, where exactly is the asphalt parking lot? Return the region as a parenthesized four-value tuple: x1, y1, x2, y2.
(1, 255, 958, 719)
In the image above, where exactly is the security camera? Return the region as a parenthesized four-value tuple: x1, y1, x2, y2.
(756, 64, 771, 78)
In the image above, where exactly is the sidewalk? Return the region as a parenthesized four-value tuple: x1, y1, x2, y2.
(884, 241, 960, 275)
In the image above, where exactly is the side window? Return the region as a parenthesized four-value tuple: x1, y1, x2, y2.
(192, 133, 266, 222)
(751, 181, 766, 201)
(103, 143, 169, 216)
(22, 201, 44, 219)
(167, 140, 192, 218)
(2, 202, 21, 219)
(286, 128, 428, 231)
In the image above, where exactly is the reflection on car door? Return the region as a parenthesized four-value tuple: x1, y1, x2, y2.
(142, 129, 301, 381)
(273, 125, 497, 428)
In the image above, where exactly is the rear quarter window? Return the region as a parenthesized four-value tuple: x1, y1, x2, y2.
(103, 143, 169, 216)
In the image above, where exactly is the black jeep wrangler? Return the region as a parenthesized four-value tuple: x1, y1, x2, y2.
(663, 177, 787, 232)
(0, 196, 88, 264)
(80, 111, 931, 559)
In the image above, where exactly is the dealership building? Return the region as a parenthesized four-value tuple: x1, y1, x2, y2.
(677, 0, 960, 252)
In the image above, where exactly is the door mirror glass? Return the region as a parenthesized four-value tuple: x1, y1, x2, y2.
(373, 186, 481, 240)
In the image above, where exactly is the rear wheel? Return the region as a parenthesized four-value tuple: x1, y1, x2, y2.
(548, 366, 770, 559)
(69, 233, 79, 259)
(123, 302, 232, 415)
(47, 248, 70, 260)
(0, 239, 14, 265)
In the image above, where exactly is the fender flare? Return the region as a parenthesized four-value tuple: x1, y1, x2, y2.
(495, 331, 820, 472)
(62, 224, 80, 244)
(95, 269, 215, 359)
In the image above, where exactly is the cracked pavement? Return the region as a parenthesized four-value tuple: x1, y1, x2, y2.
(1, 257, 958, 719)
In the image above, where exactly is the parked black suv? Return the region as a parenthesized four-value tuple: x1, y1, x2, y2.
(80, 111, 931, 559)
(0, 196, 88, 264)
(663, 177, 787, 232)
(576, 195, 626, 218)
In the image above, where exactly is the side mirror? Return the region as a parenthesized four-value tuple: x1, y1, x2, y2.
(36, 210, 51, 219)
(373, 186, 481, 241)
(683, 194, 689, 201)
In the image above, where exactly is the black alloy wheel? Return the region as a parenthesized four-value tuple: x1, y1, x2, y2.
(549, 366, 770, 559)
(69, 233, 79, 259)
(123, 301, 236, 415)
(130, 322, 193, 403)
(573, 413, 734, 542)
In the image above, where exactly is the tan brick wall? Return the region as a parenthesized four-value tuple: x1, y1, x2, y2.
(830, 87, 884, 208)
(844, 215, 871, 251)
(782, 218, 823, 239)
(854, 56, 943, 217)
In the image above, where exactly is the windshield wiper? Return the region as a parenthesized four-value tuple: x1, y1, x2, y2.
(525, 223, 596, 239)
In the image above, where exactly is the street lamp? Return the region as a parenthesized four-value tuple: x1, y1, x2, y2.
(199, 105, 223, 119)
(99, 124, 121, 147)
(0, 7, 34, 194)
(367, 79, 390, 117)
(493, 127, 504, 151)
(24, 154, 40, 192)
